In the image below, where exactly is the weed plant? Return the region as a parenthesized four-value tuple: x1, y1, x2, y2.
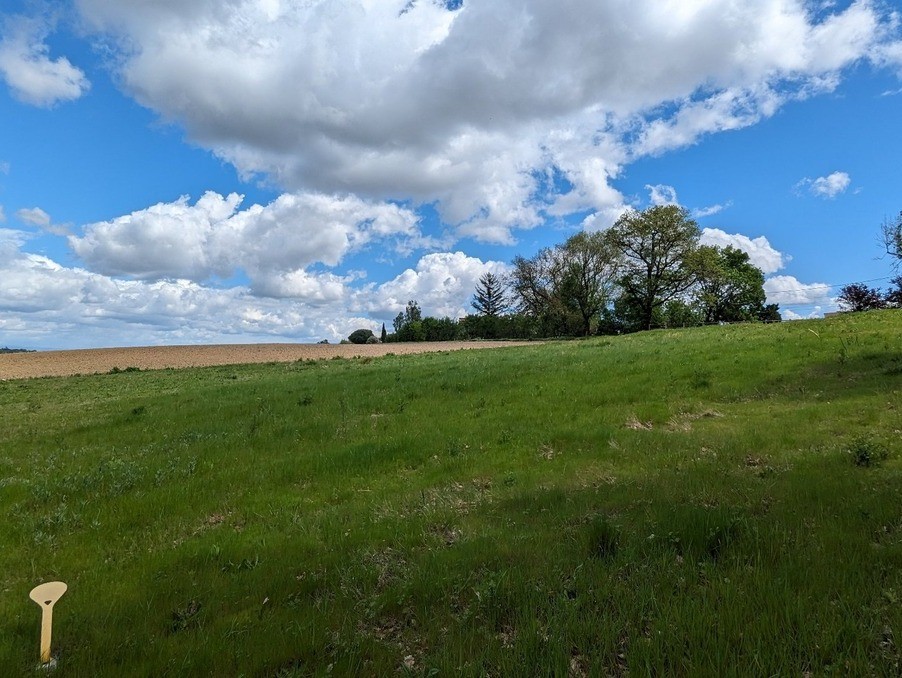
(0, 311, 900, 675)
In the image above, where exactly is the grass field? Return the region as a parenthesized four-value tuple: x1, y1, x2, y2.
(1, 311, 900, 676)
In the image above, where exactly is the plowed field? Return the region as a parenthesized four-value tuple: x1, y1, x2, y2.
(0, 341, 534, 380)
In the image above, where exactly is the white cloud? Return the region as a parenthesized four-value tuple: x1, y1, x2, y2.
(633, 86, 783, 157)
(646, 184, 679, 206)
(15, 206, 70, 235)
(251, 269, 350, 305)
(0, 227, 30, 260)
(781, 306, 823, 320)
(71, 0, 896, 241)
(1, 228, 506, 348)
(358, 252, 508, 320)
(884, 43, 902, 67)
(763, 275, 833, 305)
(16, 206, 51, 228)
(0, 16, 90, 107)
(796, 171, 852, 198)
(69, 191, 421, 297)
(71, 192, 245, 280)
(0, 205, 5, 223)
(700, 228, 788, 274)
(693, 202, 732, 218)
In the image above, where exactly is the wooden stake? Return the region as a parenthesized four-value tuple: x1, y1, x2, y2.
(29, 582, 67, 665)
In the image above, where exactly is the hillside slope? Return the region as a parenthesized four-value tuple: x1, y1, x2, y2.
(1, 312, 900, 675)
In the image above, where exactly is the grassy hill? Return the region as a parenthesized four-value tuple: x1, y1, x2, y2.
(1, 312, 900, 675)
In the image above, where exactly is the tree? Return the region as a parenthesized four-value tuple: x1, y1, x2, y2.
(882, 211, 902, 266)
(393, 300, 422, 334)
(511, 248, 557, 317)
(457, 312, 537, 340)
(758, 304, 782, 322)
(556, 231, 620, 335)
(392, 300, 430, 341)
(510, 247, 578, 336)
(837, 283, 885, 312)
(380, 323, 387, 342)
(884, 276, 902, 308)
(472, 272, 510, 317)
(404, 300, 422, 324)
(691, 245, 768, 323)
(421, 316, 457, 341)
(348, 328, 375, 344)
(662, 299, 702, 328)
(509, 231, 619, 336)
(608, 205, 701, 331)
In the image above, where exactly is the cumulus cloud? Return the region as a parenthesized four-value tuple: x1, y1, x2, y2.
(0, 16, 90, 107)
(796, 171, 852, 198)
(781, 306, 823, 320)
(633, 86, 783, 157)
(0, 227, 30, 259)
(71, 0, 897, 242)
(763, 275, 833, 305)
(358, 252, 509, 320)
(70, 191, 421, 298)
(700, 228, 789, 274)
(2, 228, 505, 348)
(647, 184, 679, 206)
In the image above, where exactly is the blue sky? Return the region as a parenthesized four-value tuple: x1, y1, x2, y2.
(1, 0, 901, 349)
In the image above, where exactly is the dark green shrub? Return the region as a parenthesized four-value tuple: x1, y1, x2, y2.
(849, 437, 889, 467)
(348, 328, 375, 344)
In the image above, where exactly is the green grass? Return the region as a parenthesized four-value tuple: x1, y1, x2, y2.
(1, 311, 900, 676)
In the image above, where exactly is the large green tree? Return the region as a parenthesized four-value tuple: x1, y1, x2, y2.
(510, 247, 572, 335)
(510, 231, 619, 336)
(393, 300, 422, 334)
(608, 205, 701, 331)
(347, 328, 375, 344)
(692, 245, 768, 323)
(556, 231, 620, 336)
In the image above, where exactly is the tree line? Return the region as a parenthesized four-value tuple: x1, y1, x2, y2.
(508, 205, 779, 337)
(348, 206, 901, 343)
(381, 205, 774, 342)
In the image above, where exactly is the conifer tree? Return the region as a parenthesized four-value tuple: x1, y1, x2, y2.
(472, 272, 509, 317)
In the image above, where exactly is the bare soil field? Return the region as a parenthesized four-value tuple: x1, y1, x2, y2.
(0, 341, 536, 380)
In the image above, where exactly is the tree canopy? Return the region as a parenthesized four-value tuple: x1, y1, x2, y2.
(347, 328, 375, 344)
(692, 245, 768, 323)
(557, 231, 620, 336)
(608, 205, 702, 331)
(380, 205, 783, 343)
(837, 283, 885, 312)
(510, 231, 619, 336)
(507, 206, 776, 335)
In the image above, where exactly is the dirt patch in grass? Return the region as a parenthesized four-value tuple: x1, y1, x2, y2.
(0, 341, 536, 380)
